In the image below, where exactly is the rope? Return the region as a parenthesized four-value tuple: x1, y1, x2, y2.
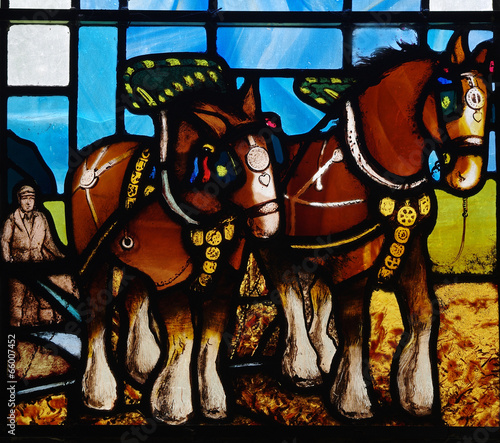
(448, 197, 468, 265)
(435, 197, 468, 267)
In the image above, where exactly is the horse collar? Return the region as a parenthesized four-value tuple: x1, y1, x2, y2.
(345, 101, 428, 191)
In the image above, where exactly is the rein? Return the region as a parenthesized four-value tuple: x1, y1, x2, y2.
(443, 197, 469, 265)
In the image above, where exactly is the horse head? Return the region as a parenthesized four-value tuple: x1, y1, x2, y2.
(423, 32, 493, 195)
(350, 31, 492, 196)
(161, 84, 280, 238)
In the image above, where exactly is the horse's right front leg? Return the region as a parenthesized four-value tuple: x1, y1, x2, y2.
(150, 288, 194, 424)
(309, 278, 337, 374)
(82, 264, 119, 410)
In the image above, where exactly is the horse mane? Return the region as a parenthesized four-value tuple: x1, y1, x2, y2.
(353, 42, 437, 86)
(353, 43, 439, 178)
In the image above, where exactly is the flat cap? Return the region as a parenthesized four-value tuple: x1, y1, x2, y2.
(18, 185, 36, 197)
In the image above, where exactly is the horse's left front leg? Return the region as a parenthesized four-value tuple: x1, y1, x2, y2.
(124, 276, 161, 384)
(330, 275, 374, 419)
(197, 267, 239, 420)
(150, 288, 194, 424)
(395, 233, 438, 417)
(197, 296, 230, 420)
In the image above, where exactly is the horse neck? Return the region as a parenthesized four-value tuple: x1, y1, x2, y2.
(357, 59, 435, 177)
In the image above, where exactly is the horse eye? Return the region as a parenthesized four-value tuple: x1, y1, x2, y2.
(203, 143, 215, 153)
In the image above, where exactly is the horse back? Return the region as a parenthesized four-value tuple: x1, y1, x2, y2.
(284, 135, 370, 237)
(71, 140, 140, 254)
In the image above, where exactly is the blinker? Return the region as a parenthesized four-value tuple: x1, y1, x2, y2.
(438, 77, 452, 85)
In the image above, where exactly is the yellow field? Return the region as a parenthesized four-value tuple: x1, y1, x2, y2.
(429, 179, 496, 275)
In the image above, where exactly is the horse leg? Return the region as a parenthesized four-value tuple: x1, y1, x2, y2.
(395, 234, 436, 416)
(124, 275, 161, 384)
(150, 288, 194, 424)
(280, 269, 323, 387)
(308, 278, 337, 374)
(82, 263, 118, 410)
(197, 296, 230, 420)
(330, 275, 373, 419)
(259, 248, 322, 387)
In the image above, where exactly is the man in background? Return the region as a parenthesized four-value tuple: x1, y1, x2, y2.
(2, 185, 66, 326)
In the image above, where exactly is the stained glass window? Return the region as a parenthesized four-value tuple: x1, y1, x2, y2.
(2, 0, 498, 439)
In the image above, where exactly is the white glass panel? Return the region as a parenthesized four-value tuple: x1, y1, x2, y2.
(430, 0, 492, 11)
(9, 0, 71, 8)
(8, 25, 70, 86)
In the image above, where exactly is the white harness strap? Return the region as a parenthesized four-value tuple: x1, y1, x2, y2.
(345, 101, 427, 191)
(159, 110, 200, 225)
(286, 139, 363, 235)
(161, 170, 199, 225)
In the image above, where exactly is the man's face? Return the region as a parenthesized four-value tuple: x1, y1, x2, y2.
(19, 196, 35, 213)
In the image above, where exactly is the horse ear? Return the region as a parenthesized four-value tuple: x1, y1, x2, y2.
(448, 31, 469, 65)
(474, 47, 488, 64)
(194, 112, 227, 137)
(242, 83, 257, 120)
(472, 40, 493, 70)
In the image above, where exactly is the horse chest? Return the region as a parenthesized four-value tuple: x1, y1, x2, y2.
(110, 201, 193, 290)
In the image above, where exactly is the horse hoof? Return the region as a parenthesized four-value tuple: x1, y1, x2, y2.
(152, 408, 194, 425)
(330, 346, 374, 420)
(150, 360, 194, 425)
(82, 379, 118, 411)
(401, 400, 433, 417)
(397, 332, 434, 417)
(82, 342, 118, 410)
(339, 407, 374, 420)
(291, 374, 323, 388)
(151, 386, 194, 425)
(202, 407, 227, 420)
(282, 340, 323, 388)
(199, 373, 227, 420)
(331, 387, 374, 420)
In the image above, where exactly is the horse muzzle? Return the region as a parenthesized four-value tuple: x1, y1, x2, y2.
(444, 153, 484, 193)
(245, 199, 280, 239)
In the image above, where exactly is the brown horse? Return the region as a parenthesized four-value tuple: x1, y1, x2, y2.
(262, 31, 492, 419)
(69, 77, 279, 424)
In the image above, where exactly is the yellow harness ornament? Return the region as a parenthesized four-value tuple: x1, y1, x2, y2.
(189, 216, 237, 293)
(377, 194, 432, 284)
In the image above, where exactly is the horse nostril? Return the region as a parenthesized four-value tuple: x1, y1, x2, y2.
(458, 172, 466, 182)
